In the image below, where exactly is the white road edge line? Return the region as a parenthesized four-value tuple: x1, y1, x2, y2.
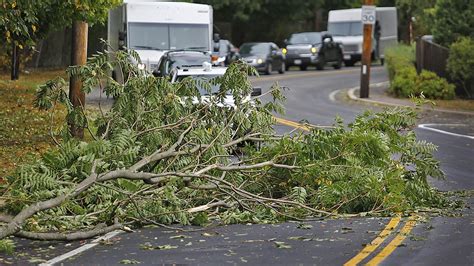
(418, 124, 474, 140)
(39, 230, 124, 266)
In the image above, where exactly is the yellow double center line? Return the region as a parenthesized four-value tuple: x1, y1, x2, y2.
(274, 116, 417, 266)
(344, 217, 401, 266)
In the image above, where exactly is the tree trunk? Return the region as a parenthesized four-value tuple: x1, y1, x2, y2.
(10, 42, 20, 80)
(69, 21, 88, 139)
(313, 8, 323, 32)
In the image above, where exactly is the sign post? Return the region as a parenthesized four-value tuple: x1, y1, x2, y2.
(360, 2, 375, 98)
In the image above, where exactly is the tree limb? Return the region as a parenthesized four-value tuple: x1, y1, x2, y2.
(15, 223, 123, 241)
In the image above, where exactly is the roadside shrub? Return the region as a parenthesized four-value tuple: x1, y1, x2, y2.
(386, 44, 455, 100)
(385, 44, 415, 81)
(417, 70, 455, 100)
(390, 67, 455, 99)
(447, 37, 474, 98)
(390, 65, 418, 97)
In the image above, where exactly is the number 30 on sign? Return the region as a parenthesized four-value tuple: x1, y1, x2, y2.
(362, 5, 376, 25)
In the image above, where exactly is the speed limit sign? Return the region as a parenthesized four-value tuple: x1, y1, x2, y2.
(361, 5, 376, 25)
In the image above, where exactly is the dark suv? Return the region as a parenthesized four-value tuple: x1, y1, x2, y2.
(154, 50, 211, 77)
(284, 32, 343, 71)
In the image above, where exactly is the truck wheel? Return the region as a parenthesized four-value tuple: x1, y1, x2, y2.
(344, 60, 355, 67)
(300, 65, 307, 71)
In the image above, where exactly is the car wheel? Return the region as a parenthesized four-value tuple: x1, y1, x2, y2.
(279, 62, 285, 74)
(316, 56, 325, 70)
(265, 63, 272, 75)
(344, 60, 355, 67)
(299, 65, 307, 71)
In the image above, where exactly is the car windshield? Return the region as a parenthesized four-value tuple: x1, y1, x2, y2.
(288, 33, 322, 44)
(239, 43, 269, 55)
(176, 75, 230, 95)
(328, 22, 363, 36)
(168, 54, 211, 69)
(128, 23, 209, 51)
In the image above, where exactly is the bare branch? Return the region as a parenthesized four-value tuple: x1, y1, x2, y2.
(15, 223, 123, 241)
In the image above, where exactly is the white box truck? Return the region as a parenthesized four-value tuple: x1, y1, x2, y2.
(108, 0, 213, 78)
(327, 7, 397, 66)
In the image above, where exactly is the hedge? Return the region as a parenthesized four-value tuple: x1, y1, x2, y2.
(386, 45, 455, 100)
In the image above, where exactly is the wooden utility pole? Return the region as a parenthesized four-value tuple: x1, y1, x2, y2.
(360, 0, 375, 98)
(69, 20, 88, 139)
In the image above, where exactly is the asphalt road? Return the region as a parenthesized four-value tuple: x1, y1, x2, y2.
(253, 66, 474, 265)
(3, 66, 473, 265)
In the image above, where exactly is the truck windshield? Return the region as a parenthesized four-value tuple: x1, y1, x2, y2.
(129, 23, 209, 51)
(288, 33, 322, 44)
(328, 22, 363, 36)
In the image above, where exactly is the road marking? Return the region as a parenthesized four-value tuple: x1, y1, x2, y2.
(274, 116, 311, 132)
(418, 124, 474, 140)
(366, 217, 417, 265)
(39, 230, 123, 266)
(329, 89, 341, 102)
(343, 217, 401, 266)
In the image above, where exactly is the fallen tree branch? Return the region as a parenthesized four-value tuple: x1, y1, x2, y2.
(15, 222, 123, 241)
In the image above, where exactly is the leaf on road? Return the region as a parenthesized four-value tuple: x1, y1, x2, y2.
(288, 236, 313, 241)
(243, 239, 265, 243)
(297, 223, 313, 229)
(120, 259, 141, 264)
(139, 242, 178, 250)
(201, 232, 219, 237)
(274, 241, 292, 249)
(170, 235, 192, 239)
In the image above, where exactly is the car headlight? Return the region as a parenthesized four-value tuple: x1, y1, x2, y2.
(137, 63, 146, 70)
(311, 47, 318, 54)
(257, 58, 264, 64)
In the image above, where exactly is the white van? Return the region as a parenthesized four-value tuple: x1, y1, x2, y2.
(327, 7, 397, 66)
(108, 0, 213, 80)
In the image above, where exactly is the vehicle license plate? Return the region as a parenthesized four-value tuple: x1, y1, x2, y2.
(294, 59, 302, 65)
(344, 55, 351, 60)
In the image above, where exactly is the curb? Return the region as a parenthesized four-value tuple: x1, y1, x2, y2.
(347, 82, 474, 116)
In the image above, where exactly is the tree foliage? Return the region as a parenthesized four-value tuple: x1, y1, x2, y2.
(0, 0, 122, 75)
(0, 1, 43, 48)
(432, 0, 474, 46)
(447, 37, 474, 97)
(0, 49, 447, 243)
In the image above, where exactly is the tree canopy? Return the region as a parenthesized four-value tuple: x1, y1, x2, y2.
(432, 0, 474, 46)
(0, 0, 121, 48)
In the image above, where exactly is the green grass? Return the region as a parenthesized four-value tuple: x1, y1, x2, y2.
(433, 99, 474, 112)
(0, 69, 66, 179)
